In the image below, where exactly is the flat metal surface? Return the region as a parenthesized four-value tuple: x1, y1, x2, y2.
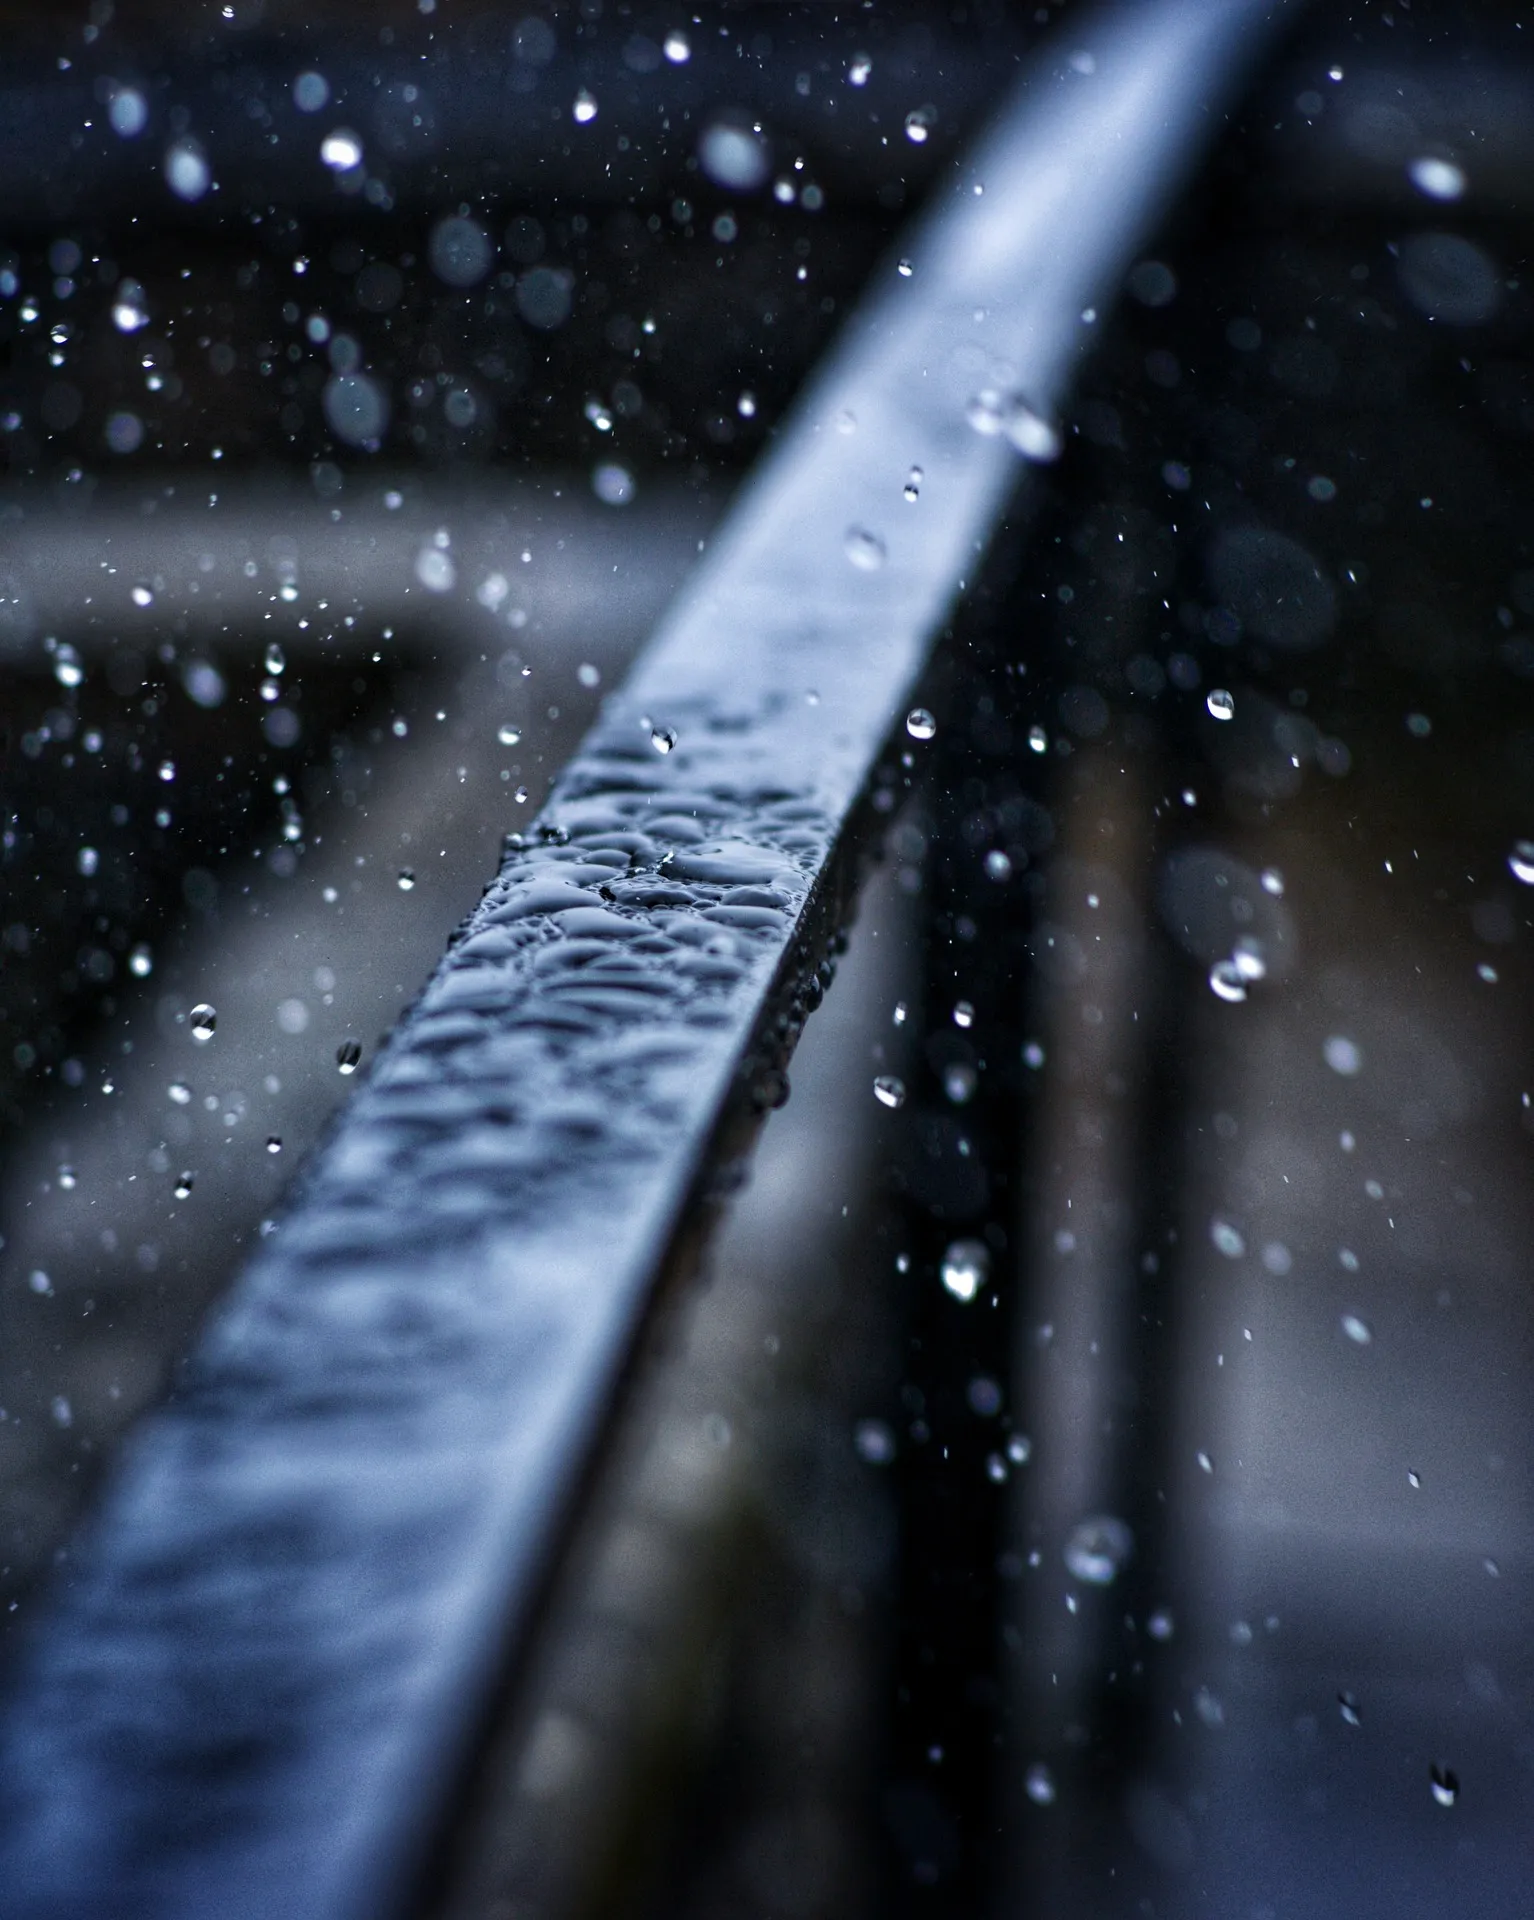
(0, 5, 1294, 1915)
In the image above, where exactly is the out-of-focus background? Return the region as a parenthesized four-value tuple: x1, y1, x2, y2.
(3, 3, 1534, 1916)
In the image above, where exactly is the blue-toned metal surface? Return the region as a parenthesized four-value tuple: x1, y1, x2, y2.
(0, 4, 1295, 1915)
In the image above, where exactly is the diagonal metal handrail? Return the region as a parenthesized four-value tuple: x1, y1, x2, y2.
(0, 5, 1295, 1915)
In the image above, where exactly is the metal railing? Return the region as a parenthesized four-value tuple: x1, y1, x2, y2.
(0, 4, 1296, 1914)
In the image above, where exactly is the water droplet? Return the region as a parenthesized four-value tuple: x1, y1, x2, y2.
(940, 1238, 989, 1303)
(572, 89, 598, 124)
(903, 465, 923, 503)
(1024, 1763, 1056, 1806)
(1408, 1468, 1422, 1488)
(944, 1064, 977, 1104)
(966, 390, 1062, 462)
(1197, 1450, 1214, 1474)
(1341, 1313, 1372, 1345)
(497, 724, 522, 747)
(897, 258, 914, 278)
(189, 1004, 217, 1043)
(1007, 1434, 1032, 1464)
(1028, 725, 1048, 754)
(320, 128, 364, 171)
(1430, 1765, 1459, 1807)
(51, 1396, 72, 1430)
(1338, 1689, 1362, 1727)
(663, 30, 690, 63)
(131, 584, 154, 608)
(843, 525, 886, 572)
(953, 1001, 975, 1029)
(129, 944, 153, 978)
(1209, 959, 1247, 1003)
(266, 1136, 282, 1155)
(1260, 867, 1285, 896)
(336, 1039, 362, 1074)
(57, 1165, 76, 1190)
(52, 643, 84, 689)
(1206, 688, 1235, 721)
(583, 397, 614, 432)
(593, 462, 634, 506)
(174, 1171, 194, 1199)
(1323, 1035, 1362, 1076)
(168, 1082, 191, 1105)
(873, 1075, 906, 1110)
(165, 139, 211, 202)
(1507, 840, 1534, 885)
(1146, 1608, 1175, 1641)
(1064, 1515, 1134, 1585)
(854, 1418, 895, 1464)
(111, 281, 149, 332)
(848, 52, 872, 86)
(650, 725, 678, 755)
(265, 643, 286, 676)
(1210, 1218, 1246, 1258)
(397, 868, 416, 891)
(904, 106, 935, 144)
(906, 707, 936, 741)
(1408, 155, 1466, 201)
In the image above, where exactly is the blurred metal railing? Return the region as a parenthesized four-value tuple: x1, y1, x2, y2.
(0, 4, 1295, 1914)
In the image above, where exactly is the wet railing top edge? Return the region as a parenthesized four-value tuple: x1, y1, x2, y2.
(0, 5, 1299, 1917)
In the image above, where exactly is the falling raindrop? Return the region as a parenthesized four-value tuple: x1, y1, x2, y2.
(265, 643, 286, 676)
(854, 1418, 895, 1464)
(1338, 1690, 1362, 1727)
(266, 1136, 282, 1155)
(111, 281, 150, 332)
(1209, 959, 1248, 1003)
(941, 1238, 989, 1303)
(953, 1001, 975, 1029)
(1024, 1763, 1056, 1807)
(168, 1082, 191, 1105)
(1508, 840, 1534, 885)
(189, 1004, 217, 1043)
(1028, 725, 1048, 754)
(53, 644, 84, 689)
(497, 724, 522, 747)
(1408, 156, 1466, 201)
(848, 53, 872, 86)
(906, 708, 936, 741)
(873, 1075, 906, 1110)
(904, 106, 935, 144)
(1064, 1515, 1134, 1585)
(320, 128, 364, 171)
(897, 258, 914, 278)
(1430, 1766, 1459, 1807)
(336, 1039, 362, 1074)
(1323, 1035, 1362, 1076)
(57, 1166, 76, 1190)
(1206, 688, 1236, 721)
(572, 89, 598, 124)
(903, 466, 923, 502)
(650, 725, 678, 755)
(663, 30, 690, 62)
(1210, 1218, 1246, 1258)
(129, 944, 153, 978)
(844, 526, 887, 571)
(397, 869, 416, 890)
(174, 1171, 194, 1199)
(1341, 1313, 1372, 1345)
